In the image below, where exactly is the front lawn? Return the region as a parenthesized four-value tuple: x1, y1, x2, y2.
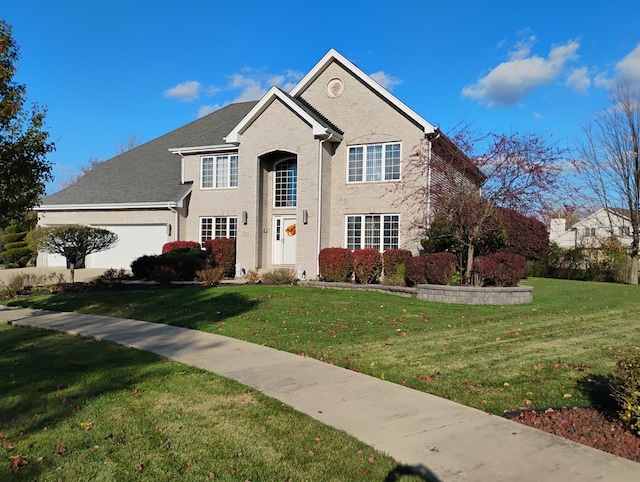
(0, 325, 397, 480)
(9, 278, 640, 415)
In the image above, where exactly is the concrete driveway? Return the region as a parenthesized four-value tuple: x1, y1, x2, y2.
(0, 267, 108, 284)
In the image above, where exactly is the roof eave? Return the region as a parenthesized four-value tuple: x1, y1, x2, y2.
(168, 144, 238, 155)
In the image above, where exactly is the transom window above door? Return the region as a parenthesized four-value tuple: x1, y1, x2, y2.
(274, 158, 297, 207)
(201, 155, 238, 189)
(348, 142, 401, 183)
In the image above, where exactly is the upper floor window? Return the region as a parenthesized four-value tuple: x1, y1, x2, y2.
(201, 155, 238, 189)
(274, 159, 297, 207)
(584, 227, 596, 237)
(348, 142, 401, 183)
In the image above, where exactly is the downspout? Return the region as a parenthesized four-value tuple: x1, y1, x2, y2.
(426, 136, 432, 229)
(169, 206, 179, 241)
(317, 133, 335, 278)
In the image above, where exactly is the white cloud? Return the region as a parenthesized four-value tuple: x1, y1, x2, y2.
(615, 43, 640, 81)
(197, 104, 220, 118)
(594, 71, 612, 89)
(565, 67, 591, 93)
(163, 80, 202, 102)
(369, 71, 403, 91)
(462, 39, 580, 107)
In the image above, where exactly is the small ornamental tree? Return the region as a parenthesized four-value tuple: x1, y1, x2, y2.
(29, 225, 118, 283)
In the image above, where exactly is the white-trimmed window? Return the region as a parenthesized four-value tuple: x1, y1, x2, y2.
(201, 155, 238, 189)
(584, 227, 596, 237)
(348, 142, 401, 183)
(619, 226, 631, 237)
(200, 216, 237, 244)
(274, 159, 297, 207)
(346, 214, 399, 251)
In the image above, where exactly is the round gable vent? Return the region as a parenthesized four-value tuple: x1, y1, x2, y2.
(326, 77, 345, 98)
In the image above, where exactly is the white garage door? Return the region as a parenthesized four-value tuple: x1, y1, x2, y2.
(87, 225, 167, 269)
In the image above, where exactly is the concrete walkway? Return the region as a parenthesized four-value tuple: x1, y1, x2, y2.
(1, 305, 639, 481)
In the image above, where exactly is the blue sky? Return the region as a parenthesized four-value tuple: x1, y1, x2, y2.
(4, 0, 640, 194)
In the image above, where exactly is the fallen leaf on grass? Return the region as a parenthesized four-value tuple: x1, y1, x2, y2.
(563, 393, 572, 398)
(368, 456, 376, 463)
(135, 463, 143, 472)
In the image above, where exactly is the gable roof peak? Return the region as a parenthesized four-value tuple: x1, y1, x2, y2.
(290, 49, 436, 135)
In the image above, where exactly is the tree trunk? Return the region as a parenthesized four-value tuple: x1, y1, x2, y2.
(69, 262, 75, 284)
(465, 244, 475, 285)
(629, 255, 638, 285)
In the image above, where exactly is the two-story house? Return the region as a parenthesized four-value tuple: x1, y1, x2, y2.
(36, 49, 483, 278)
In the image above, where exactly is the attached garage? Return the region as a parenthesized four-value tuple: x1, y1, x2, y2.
(87, 224, 168, 269)
(42, 224, 168, 270)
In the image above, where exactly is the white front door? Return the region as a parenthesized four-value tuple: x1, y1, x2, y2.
(273, 216, 297, 264)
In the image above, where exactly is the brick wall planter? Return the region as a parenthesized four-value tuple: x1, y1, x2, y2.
(416, 284, 533, 305)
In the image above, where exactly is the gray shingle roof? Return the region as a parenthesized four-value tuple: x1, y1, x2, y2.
(40, 101, 258, 207)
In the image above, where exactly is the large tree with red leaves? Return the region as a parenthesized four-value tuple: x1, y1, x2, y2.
(396, 124, 569, 283)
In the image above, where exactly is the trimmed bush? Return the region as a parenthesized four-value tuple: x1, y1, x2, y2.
(131, 249, 207, 281)
(196, 266, 226, 286)
(204, 238, 236, 278)
(473, 252, 527, 287)
(131, 255, 159, 280)
(319, 247, 353, 282)
(382, 249, 411, 279)
(423, 252, 457, 285)
(405, 253, 457, 286)
(352, 248, 382, 284)
(1, 222, 33, 268)
(261, 268, 298, 285)
(162, 240, 201, 253)
(405, 256, 428, 286)
(610, 352, 640, 436)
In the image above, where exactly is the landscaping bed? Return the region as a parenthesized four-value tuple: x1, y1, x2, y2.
(508, 406, 640, 463)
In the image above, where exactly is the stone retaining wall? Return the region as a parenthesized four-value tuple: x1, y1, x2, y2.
(301, 281, 533, 305)
(416, 284, 533, 305)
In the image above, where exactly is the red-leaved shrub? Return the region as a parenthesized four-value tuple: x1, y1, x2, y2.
(382, 249, 412, 279)
(424, 252, 457, 285)
(319, 248, 353, 282)
(162, 240, 201, 253)
(204, 238, 236, 278)
(473, 252, 527, 287)
(405, 253, 457, 286)
(352, 248, 382, 284)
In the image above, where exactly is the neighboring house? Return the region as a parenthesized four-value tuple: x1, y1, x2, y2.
(36, 49, 483, 277)
(549, 208, 633, 249)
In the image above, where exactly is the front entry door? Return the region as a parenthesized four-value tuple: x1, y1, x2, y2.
(273, 216, 297, 264)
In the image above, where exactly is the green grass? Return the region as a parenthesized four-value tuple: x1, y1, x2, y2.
(0, 325, 399, 480)
(9, 278, 640, 416)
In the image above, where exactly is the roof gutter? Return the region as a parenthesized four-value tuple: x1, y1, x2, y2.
(35, 201, 182, 211)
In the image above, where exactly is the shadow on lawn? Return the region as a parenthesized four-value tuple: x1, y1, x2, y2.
(10, 284, 260, 330)
(576, 374, 619, 415)
(0, 326, 174, 479)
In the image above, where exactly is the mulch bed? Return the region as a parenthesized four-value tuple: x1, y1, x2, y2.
(507, 406, 640, 463)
